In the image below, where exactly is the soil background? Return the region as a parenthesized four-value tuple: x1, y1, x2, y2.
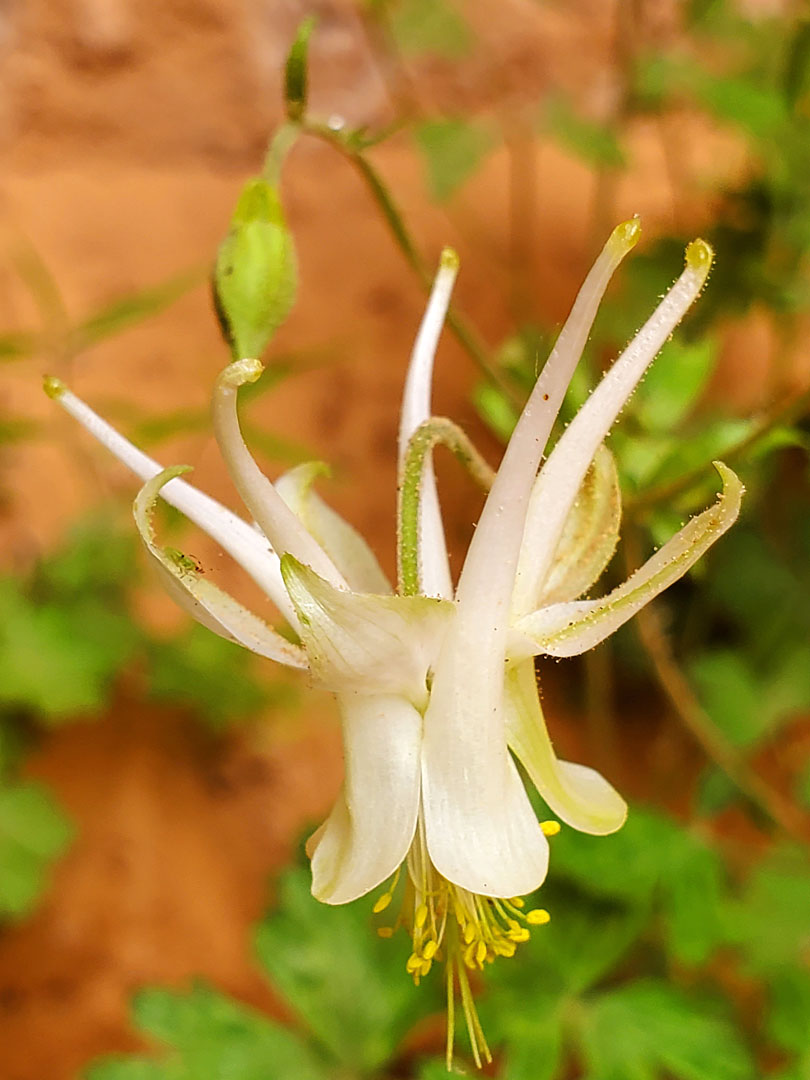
(0, 2, 790, 1078)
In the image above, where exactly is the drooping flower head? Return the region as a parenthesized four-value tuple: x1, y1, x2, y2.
(46, 218, 742, 1068)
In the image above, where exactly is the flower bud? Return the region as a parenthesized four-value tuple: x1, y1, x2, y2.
(213, 178, 297, 360)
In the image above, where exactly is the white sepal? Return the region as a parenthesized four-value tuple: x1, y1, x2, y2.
(505, 661, 627, 834)
(280, 555, 453, 706)
(275, 462, 392, 594)
(512, 462, 742, 659)
(308, 692, 422, 904)
(133, 466, 308, 668)
(49, 381, 298, 625)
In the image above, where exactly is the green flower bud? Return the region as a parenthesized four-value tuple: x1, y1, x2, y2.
(213, 178, 297, 360)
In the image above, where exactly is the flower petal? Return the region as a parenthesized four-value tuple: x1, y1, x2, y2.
(134, 466, 308, 667)
(45, 377, 298, 625)
(308, 692, 422, 904)
(397, 250, 459, 599)
(211, 359, 346, 588)
(280, 554, 453, 704)
(274, 462, 392, 594)
(533, 443, 621, 607)
(505, 661, 627, 834)
(511, 239, 714, 616)
(513, 461, 742, 658)
(421, 641, 549, 897)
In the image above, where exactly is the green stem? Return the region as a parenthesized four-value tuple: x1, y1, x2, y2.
(262, 122, 301, 185)
(300, 120, 522, 407)
(624, 524, 810, 846)
(398, 417, 495, 596)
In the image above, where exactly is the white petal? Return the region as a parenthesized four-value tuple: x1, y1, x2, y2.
(274, 462, 392, 594)
(211, 359, 346, 588)
(421, 640, 549, 897)
(397, 250, 458, 599)
(280, 555, 453, 704)
(308, 692, 422, 904)
(134, 467, 308, 667)
(505, 661, 627, 835)
(534, 443, 621, 607)
(513, 461, 742, 658)
(511, 239, 714, 616)
(45, 379, 300, 626)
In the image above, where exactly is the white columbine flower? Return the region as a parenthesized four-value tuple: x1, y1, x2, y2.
(46, 220, 742, 1067)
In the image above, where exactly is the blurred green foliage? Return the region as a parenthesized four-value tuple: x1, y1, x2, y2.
(5, 3, 810, 1078)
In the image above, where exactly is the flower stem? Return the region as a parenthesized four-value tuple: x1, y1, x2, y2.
(300, 119, 522, 406)
(624, 523, 810, 846)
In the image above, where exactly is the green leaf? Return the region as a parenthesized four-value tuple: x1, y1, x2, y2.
(284, 17, 317, 121)
(0, 580, 137, 721)
(255, 866, 438, 1071)
(389, 0, 472, 59)
(214, 179, 297, 360)
(473, 382, 519, 442)
(580, 981, 756, 1080)
(146, 627, 290, 730)
(690, 646, 810, 750)
(689, 651, 764, 749)
(0, 780, 74, 919)
(85, 983, 328, 1080)
(550, 806, 674, 907)
(633, 337, 717, 433)
(414, 118, 492, 203)
(767, 970, 810, 1055)
(545, 96, 626, 169)
(662, 831, 727, 966)
(725, 845, 810, 976)
(75, 268, 205, 351)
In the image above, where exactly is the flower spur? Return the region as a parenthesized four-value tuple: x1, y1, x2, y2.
(46, 218, 742, 1067)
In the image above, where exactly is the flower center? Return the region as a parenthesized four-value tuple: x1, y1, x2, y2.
(371, 813, 557, 1068)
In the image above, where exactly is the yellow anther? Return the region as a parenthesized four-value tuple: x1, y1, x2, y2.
(493, 940, 516, 958)
(507, 918, 520, 932)
(420, 958, 432, 977)
(376, 926, 394, 938)
(406, 952, 422, 974)
(540, 820, 561, 837)
(509, 897, 525, 908)
(463, 922, 477, 945)
(415, 903, 429, 929)
(475, 940, 487, 967)
(372, 893, 392, 914)
(422, 939, 438, 960)
(508, 926, 530, 943)
(526, 908, 551, 926)
(464, 942, 479, 969)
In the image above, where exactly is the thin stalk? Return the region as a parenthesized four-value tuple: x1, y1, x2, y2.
(624, 525, 810, 846)
(301, 119, 522, 406)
